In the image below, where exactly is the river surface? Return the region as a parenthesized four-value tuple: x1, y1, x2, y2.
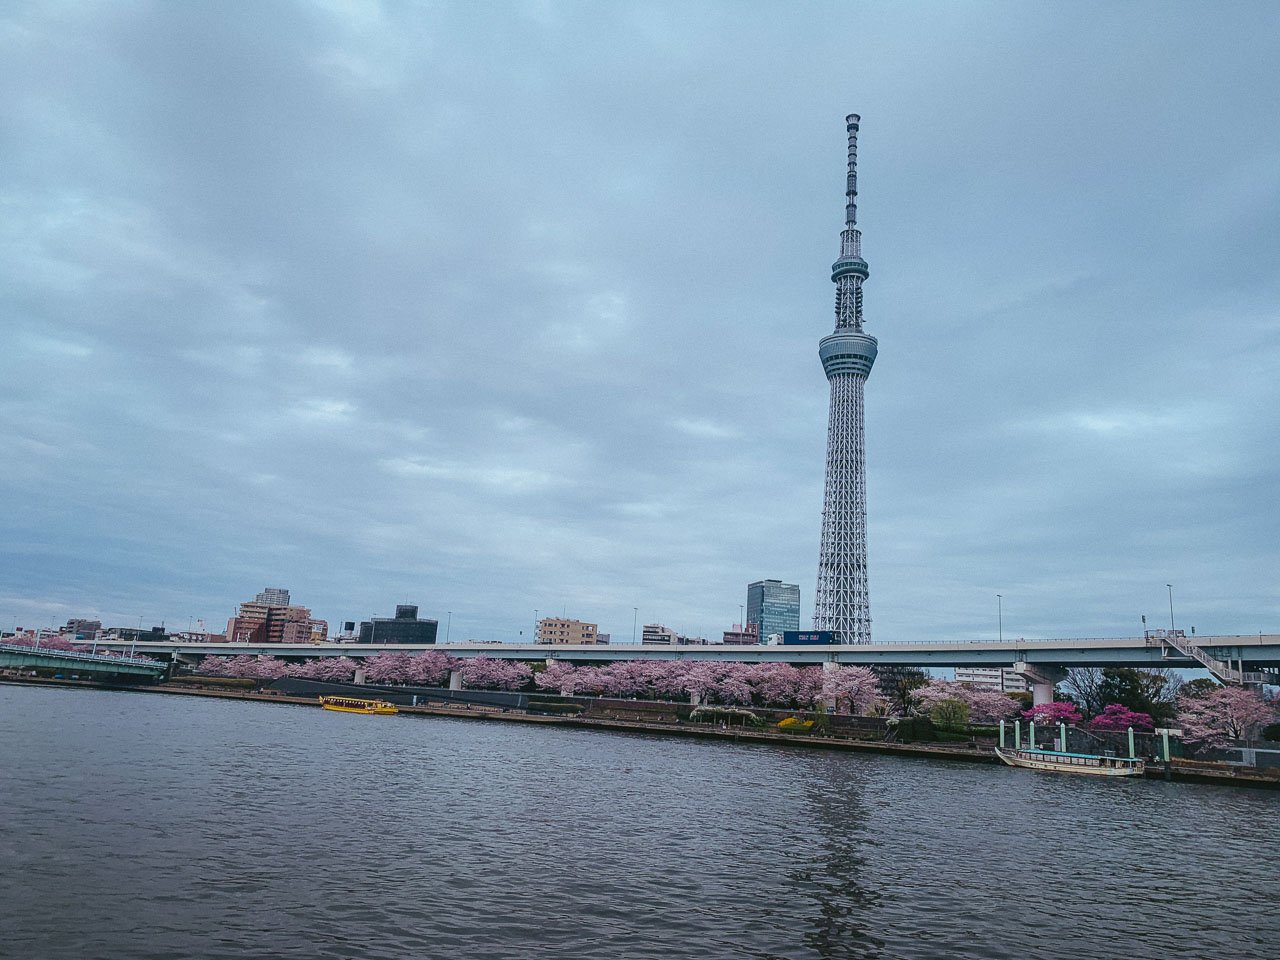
(1, 683, 1275, 959)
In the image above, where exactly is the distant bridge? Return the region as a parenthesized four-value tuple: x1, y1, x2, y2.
(0, 643, 168, 679)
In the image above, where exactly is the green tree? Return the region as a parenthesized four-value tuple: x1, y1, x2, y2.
(1179, 677, 1220, 700)
(1064, 667, 1180, 724)
(928, 697, 971, 731)
(873, 665, 927, 715)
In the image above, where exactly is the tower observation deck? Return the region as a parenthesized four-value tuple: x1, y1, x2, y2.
(813, 113, 877, 644)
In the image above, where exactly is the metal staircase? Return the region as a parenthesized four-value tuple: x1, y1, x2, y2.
(1150, 629, 1275, 686)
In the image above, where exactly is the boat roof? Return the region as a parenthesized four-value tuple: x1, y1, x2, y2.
(1018, 748, 1140, 761)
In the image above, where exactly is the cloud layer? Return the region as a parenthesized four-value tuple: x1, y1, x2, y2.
(2, 1, 1278, 642)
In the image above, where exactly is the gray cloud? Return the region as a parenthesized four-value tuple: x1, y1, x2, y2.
(2, 1, 1277, 642)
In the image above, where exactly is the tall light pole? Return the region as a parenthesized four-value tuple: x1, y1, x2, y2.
(446, 611, 452, 643)
(1166, 584, 1175, 632)
(996, 594, 1003, 643)
(632, 607, 638, 644)
(533, 609, 539, 642)
(739, 604, 744, 628)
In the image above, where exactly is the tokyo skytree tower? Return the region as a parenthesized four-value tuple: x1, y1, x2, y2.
(813, 114, 877, 644)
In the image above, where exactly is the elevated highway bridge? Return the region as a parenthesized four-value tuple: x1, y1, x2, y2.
(98, 634, 1280, 675)
(0, 643, 168, 679)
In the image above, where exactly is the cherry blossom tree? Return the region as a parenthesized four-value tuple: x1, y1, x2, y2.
(193, 654, 288, 679)
(751, 663, 805, 707)
(1177, 686, 1276, 749)
(363, 652, 414, 684)
(294, 656, 359, 682)
(196, 655, 232, 676)
(516, 659, 884, 710)
(405, 651, 456, 685)
(251, 656, 293, 680)
(7, 633, 79, 650)
(534, 660, 584, 696)
(1022, 701, 1083, 725)
(820, 666, 880, 715)
(794, 667, 824, 707)
(678, 662, 721, 703)
(912, 680, 1021, 723)
(912, 680, 960, 714)
(712, 663, 756, 706)
(964, 688, 1023, 723)
(644, 661, 693, 700)
(589, 661, 647, 698)
(460, 656, 532, 690)
(1088, 703, 1155, 732)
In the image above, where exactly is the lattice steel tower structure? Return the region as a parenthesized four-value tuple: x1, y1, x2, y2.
(813, 113, 877, 644)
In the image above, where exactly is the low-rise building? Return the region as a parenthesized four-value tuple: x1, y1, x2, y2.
(642, 623, 678, 645)
(358, 605, 438, 644)
(63, 619, 102, 641)
(537, 618, 601, 644)
(722, 622, 759, 645)
(954, 667, 1028, 692)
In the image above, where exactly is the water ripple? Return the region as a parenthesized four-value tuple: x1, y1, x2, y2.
(1, 684, 1276, 960)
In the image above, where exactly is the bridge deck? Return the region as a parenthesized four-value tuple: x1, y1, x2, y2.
(87, 635, 1280, 670)
(0, 643, 167, 677)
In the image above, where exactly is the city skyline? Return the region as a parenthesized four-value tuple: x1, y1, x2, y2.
(3, 4, 1279, 645)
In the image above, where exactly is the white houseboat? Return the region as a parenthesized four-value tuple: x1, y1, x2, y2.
(995, 747, 1145, 777)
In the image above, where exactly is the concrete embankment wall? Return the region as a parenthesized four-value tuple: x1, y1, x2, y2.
(267, 677, 530, 709)
(5, 674, 1278, 789)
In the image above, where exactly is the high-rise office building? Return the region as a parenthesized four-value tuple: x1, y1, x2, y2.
(813, 113, 877, 644)
(746, 580, 801, 645)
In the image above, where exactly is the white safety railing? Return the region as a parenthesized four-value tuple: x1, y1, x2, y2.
(0, 642, 161, 669)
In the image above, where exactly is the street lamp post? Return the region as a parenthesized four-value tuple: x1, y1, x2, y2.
(632, 607, 638, 644)
(996, 594, 1003, 644)
(1166, 584, 1175, 632)
(446, 611, 452, 643)
(533, 609, 539, 642)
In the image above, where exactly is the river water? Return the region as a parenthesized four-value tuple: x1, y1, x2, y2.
(1, 683, 1275, 959)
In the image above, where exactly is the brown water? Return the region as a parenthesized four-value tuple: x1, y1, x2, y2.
(1, 682, 1275, 959)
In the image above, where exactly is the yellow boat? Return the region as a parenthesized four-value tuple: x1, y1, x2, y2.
(319, 696, 399, 715)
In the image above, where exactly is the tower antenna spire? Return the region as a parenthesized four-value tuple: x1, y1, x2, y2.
(845, 112, 859, 227)
(813, 112, 878, 644)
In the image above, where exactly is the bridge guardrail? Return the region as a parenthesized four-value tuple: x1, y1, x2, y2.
(0, 643, 163, 669)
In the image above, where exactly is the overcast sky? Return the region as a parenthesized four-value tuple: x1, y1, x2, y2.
(2, 1, 1278, 643)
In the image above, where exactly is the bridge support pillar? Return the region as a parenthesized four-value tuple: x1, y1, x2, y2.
(821, 660, 838, 711)
(449, 669, 463, 691)
(1012, 661, 1067, 706)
